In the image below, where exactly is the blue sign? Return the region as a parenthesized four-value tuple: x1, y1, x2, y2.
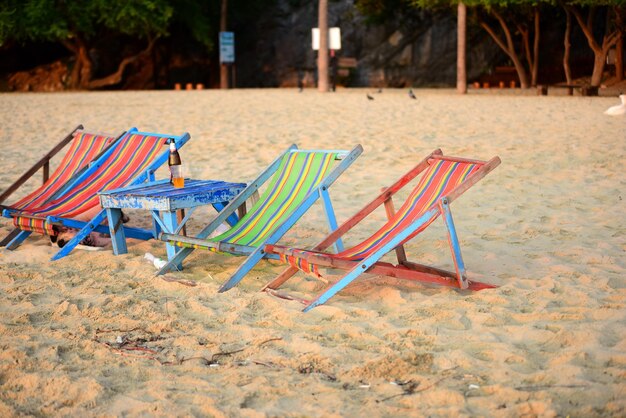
(220, 32, 235, 63)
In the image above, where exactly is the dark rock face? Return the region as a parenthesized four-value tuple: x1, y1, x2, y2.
(234, 0, 501, 88)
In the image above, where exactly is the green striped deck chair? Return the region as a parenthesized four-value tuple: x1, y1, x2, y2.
(2, 128, 191, 260)
(156, 144, 363, 292)
(0, 125, 119, 247)
(262, 149, 501, 311)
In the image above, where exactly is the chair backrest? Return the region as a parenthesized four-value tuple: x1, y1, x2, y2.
(13, 130, 190, 235)
(11, 130, 116, 211)
(211, 150, 340, 247)
(337, 156, 484, 260)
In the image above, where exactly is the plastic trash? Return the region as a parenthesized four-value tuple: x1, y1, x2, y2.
(144, 252, 167, 269)
(604, 94, 626, 116)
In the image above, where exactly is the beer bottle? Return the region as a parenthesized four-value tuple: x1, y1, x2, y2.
(168, 138, 184, 188)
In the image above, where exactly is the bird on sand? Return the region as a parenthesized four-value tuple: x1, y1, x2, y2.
(408, 89, 417, 99)
(366, 93, 374, 100)
(604, 93, 626, 116)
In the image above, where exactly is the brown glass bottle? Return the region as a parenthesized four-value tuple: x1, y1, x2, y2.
(168, 138, 184, 188)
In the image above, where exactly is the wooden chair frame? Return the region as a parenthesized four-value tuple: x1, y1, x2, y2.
(262, 149, 501, 311)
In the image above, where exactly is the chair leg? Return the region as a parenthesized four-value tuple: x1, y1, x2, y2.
(218, 246, 266, 292)
(261, 265, 300, 291)
(51, 211, 107, 261)
(439, 199, 469, 289)
(0, 228, 22, 247)
(156, 247, 194, 275)
(304, 208, 440, 311)
(304, 262, 366, 312)
(5, 230, 31, 250)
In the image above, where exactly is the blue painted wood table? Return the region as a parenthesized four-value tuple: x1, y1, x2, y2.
(99, 179, 246, 265)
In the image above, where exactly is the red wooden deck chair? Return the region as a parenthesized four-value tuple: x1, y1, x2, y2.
(262, 149, 501, 311)
(0, 125, 120, 247)
(2, 128, 191, 260)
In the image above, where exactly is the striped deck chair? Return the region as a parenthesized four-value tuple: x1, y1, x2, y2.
(156, 144, 363, 292)
(262, 149, 501, 311)
(0, 125, 120, 247)
(2, 128, 191, 260)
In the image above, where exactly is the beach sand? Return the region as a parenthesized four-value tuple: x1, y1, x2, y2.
(0, 88, 624, 416)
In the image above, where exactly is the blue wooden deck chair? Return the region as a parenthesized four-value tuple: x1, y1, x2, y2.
(261, 149, 501, 311)
(155, 144, 363, 292)
(2, 128, 191, 260)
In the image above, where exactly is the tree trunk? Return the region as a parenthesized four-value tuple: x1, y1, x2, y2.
(457, 1, 467, 94)
(590, 54, 606, 87)
(563, 7, 573, 85)
(616, 7, 624, 82)
(317, 0, 329, 92)
(532, 8, 540, 87)
(76, 43, 92, 89)
(220, 0, 229, 89)
(62, 38, 92, 90)
(570, 5, 620, 87)
(479, 11, 530, 88)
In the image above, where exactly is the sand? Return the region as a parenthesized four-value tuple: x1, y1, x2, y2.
(0, 88, 624, 417)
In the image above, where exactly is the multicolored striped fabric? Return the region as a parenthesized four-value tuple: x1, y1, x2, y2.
(13, 133, 165, 236)
(171, 151, 337, 251)
(11, 131, 115, 211)
(281, 158, 483, 276)
(279, 252, 322, 279)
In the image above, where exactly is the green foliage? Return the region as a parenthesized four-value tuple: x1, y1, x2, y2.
(0, 0, 213, 48)
(169, 0, 215, 49)
(98, 0, 173, 39)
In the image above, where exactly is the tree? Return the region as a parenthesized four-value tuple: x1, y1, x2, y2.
(470, 1, 547, 88)
(0, 0, 216, 89)
(407, 0, 548, 89)
(562, 2, 623, 87)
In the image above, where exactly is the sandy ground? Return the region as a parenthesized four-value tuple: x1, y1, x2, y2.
(0, 88, 624, 417)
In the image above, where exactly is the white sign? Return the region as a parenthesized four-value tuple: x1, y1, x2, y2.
(219, 31, 235, 63)
(312, 27, 341, 50)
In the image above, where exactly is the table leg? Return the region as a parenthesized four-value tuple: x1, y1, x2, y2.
(106, 208, 127, 255)
(151, 210, 161, 239)
(237, 201, 247, 219)
(177, 209, 187, 236)
(212, 202, 240, 226)
(162, 210, 183, 270)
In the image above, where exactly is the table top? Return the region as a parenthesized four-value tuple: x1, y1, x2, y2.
(99, 179, 246, 211)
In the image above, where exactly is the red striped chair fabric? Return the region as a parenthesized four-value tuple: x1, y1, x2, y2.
(11, 131, 115, 211)
(282, 158, 483, 277)
(12, 133, 165, 236)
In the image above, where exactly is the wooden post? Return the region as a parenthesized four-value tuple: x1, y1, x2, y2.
(457, 1, 467, 94)
(317, 0, 329, 92)
(220, 0, 229, 89)
(43, 161, 50, 183)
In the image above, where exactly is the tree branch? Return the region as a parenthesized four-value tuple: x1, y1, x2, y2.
(569, 5, 601, 53)
(87, 36, 159, 90)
